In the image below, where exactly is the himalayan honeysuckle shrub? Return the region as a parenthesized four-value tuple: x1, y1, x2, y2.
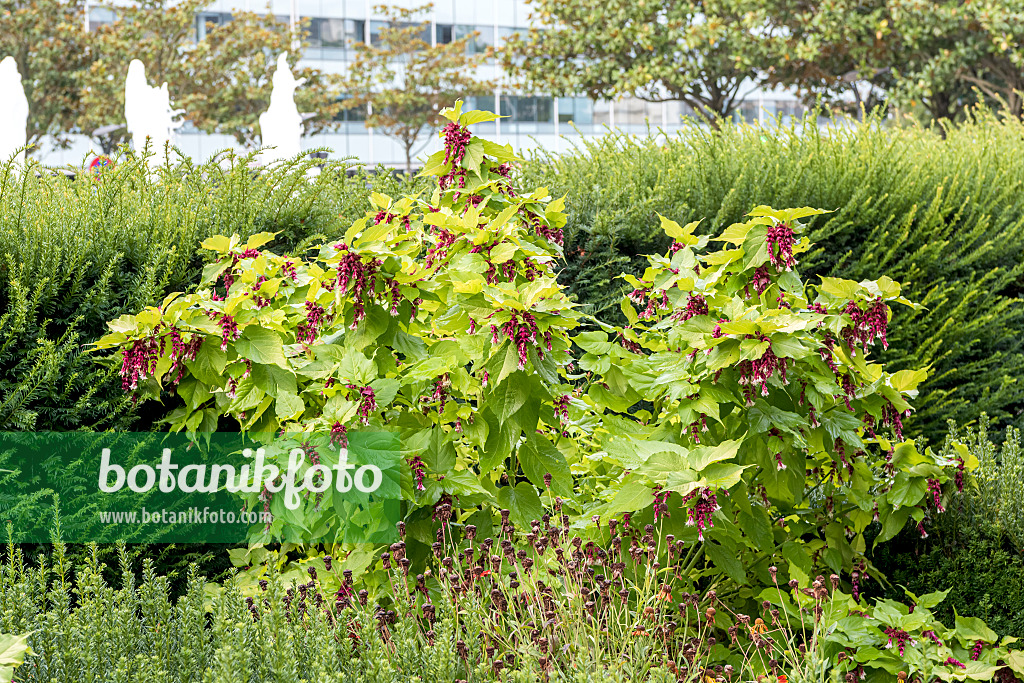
(95, 101, 580, 544)
(96, 103, 964, 601)
(569, 209, 965, 600)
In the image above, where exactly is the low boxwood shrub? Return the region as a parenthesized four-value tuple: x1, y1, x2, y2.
(522, 111, 1024, 444)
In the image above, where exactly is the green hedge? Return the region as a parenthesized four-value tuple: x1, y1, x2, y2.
(522, 111, 1024, 442)
(871, 518, 1024, 638)
(0, 152, 425, 432)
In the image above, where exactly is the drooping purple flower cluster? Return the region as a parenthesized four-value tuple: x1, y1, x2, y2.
(330, 421, 348, 448)
(553, 394, 570, 422)
(630, 288, 670, 320)
(410, 455, 426, 491)
(215, 313, 240, 350)
(971, 640, 986, 661)
(496, 310, 539, 370)
(883, 626, 913, 656)
(298, 301, 326, 344)
(330, 243, 380, 327)
(765, 221, 796, 270)
(922, 630, 943, 646)
(281, 259, 298, 282)
(425, 228, 458, 269)
(737, 335, 788, 401)
(689, 414, 708, 444)
(119, 335, 161, 391)
(840, 373, 857, 410)
(712, 318, 729, 338)
(427, 374, 451, 415)
(751, 265, 772, 295)
(683, 487, 719, 542)
(841, 297, 890, 355)
(881, 400, 907, 441)
(439, 122, 471, 190)
(348, 385, 377, 424)
(165, 327, 203, 385)
(653, 487, 670, 522)
(674, 292, 709, 321)
(927, 478, 945, 513)
(944, 657, 966, 669)
(251, 276, 271, 308)
(617, 330, 642, 354)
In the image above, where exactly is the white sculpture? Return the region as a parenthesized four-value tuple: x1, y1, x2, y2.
(125, 59, 182, 168)
(0, 56, 29, 166)
(259, 53, 306, 165)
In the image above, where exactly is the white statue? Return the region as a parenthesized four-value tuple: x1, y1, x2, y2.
(0, 56, 29, 166)
(125, 59, 182, 168)
(259, 53, 306, 165)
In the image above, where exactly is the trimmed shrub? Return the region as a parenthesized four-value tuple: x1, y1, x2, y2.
(870, 417, 1024, 637)
(872, 519, 1024, 639)
(523, 111, 1024, 442)
(0, 152, 426, 432)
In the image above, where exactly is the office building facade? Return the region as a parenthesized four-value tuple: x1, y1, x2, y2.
(49, 0, 806, 166)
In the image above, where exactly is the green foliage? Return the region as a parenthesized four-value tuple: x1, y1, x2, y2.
(96, 104, 964, 615)
(501, 0, 780, 122)
(521, 110, 1024, 443)
(873, 518, 1024, 641)
(871, 418, 1024, 638)
(0, 150, 427, 432)
(942, 415, 1024, 552)
(340, 3, 495, 173)
(95, 102, 580, 548)
(4, 512, 1023, 683)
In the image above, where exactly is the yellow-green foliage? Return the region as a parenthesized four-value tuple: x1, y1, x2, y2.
(523, 110, 1024, 443)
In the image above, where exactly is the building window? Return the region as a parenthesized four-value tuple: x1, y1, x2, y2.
(436, 23, 453, 44)
(345, 19, 365, 48)
(500, 95, 553, 123)
(334, 100, 367, 122)
(557, 97, 593, 125)
(88, 6, 116, 31)
(455, 24, 492, 54)
(371, 20, 430, 47)
(196, 12, 230, 40)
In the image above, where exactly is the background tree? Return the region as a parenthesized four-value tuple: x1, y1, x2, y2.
(500, 0, 782, 125)
(889, 0, 1024, 122)
(338, 3, 494, 174)
(0, 0, 90, 152)
(79, 0, 338, 148)
(764, 0, 897, 120)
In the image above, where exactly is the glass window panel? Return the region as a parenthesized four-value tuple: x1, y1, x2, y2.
(497, 26, 516, 47)
(499, 95, 518, 122)
(319, 18, 346, 47)
(89, 6, 116, 31)
(455, 24, 491, 54)
(471, 95, 495, 112)
(345, 19, 365, 47)
(574, 97, 593, 125)
(436, 23, 453, 44)
(369, 20, 387, 46)
(557, 97, 574, 123)
(535, 96, 552, 123)
(305, 17, 323, 46)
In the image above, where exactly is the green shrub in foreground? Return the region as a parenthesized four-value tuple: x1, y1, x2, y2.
(0, 150, 426, 432)
(523, 111, 1024, 444)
